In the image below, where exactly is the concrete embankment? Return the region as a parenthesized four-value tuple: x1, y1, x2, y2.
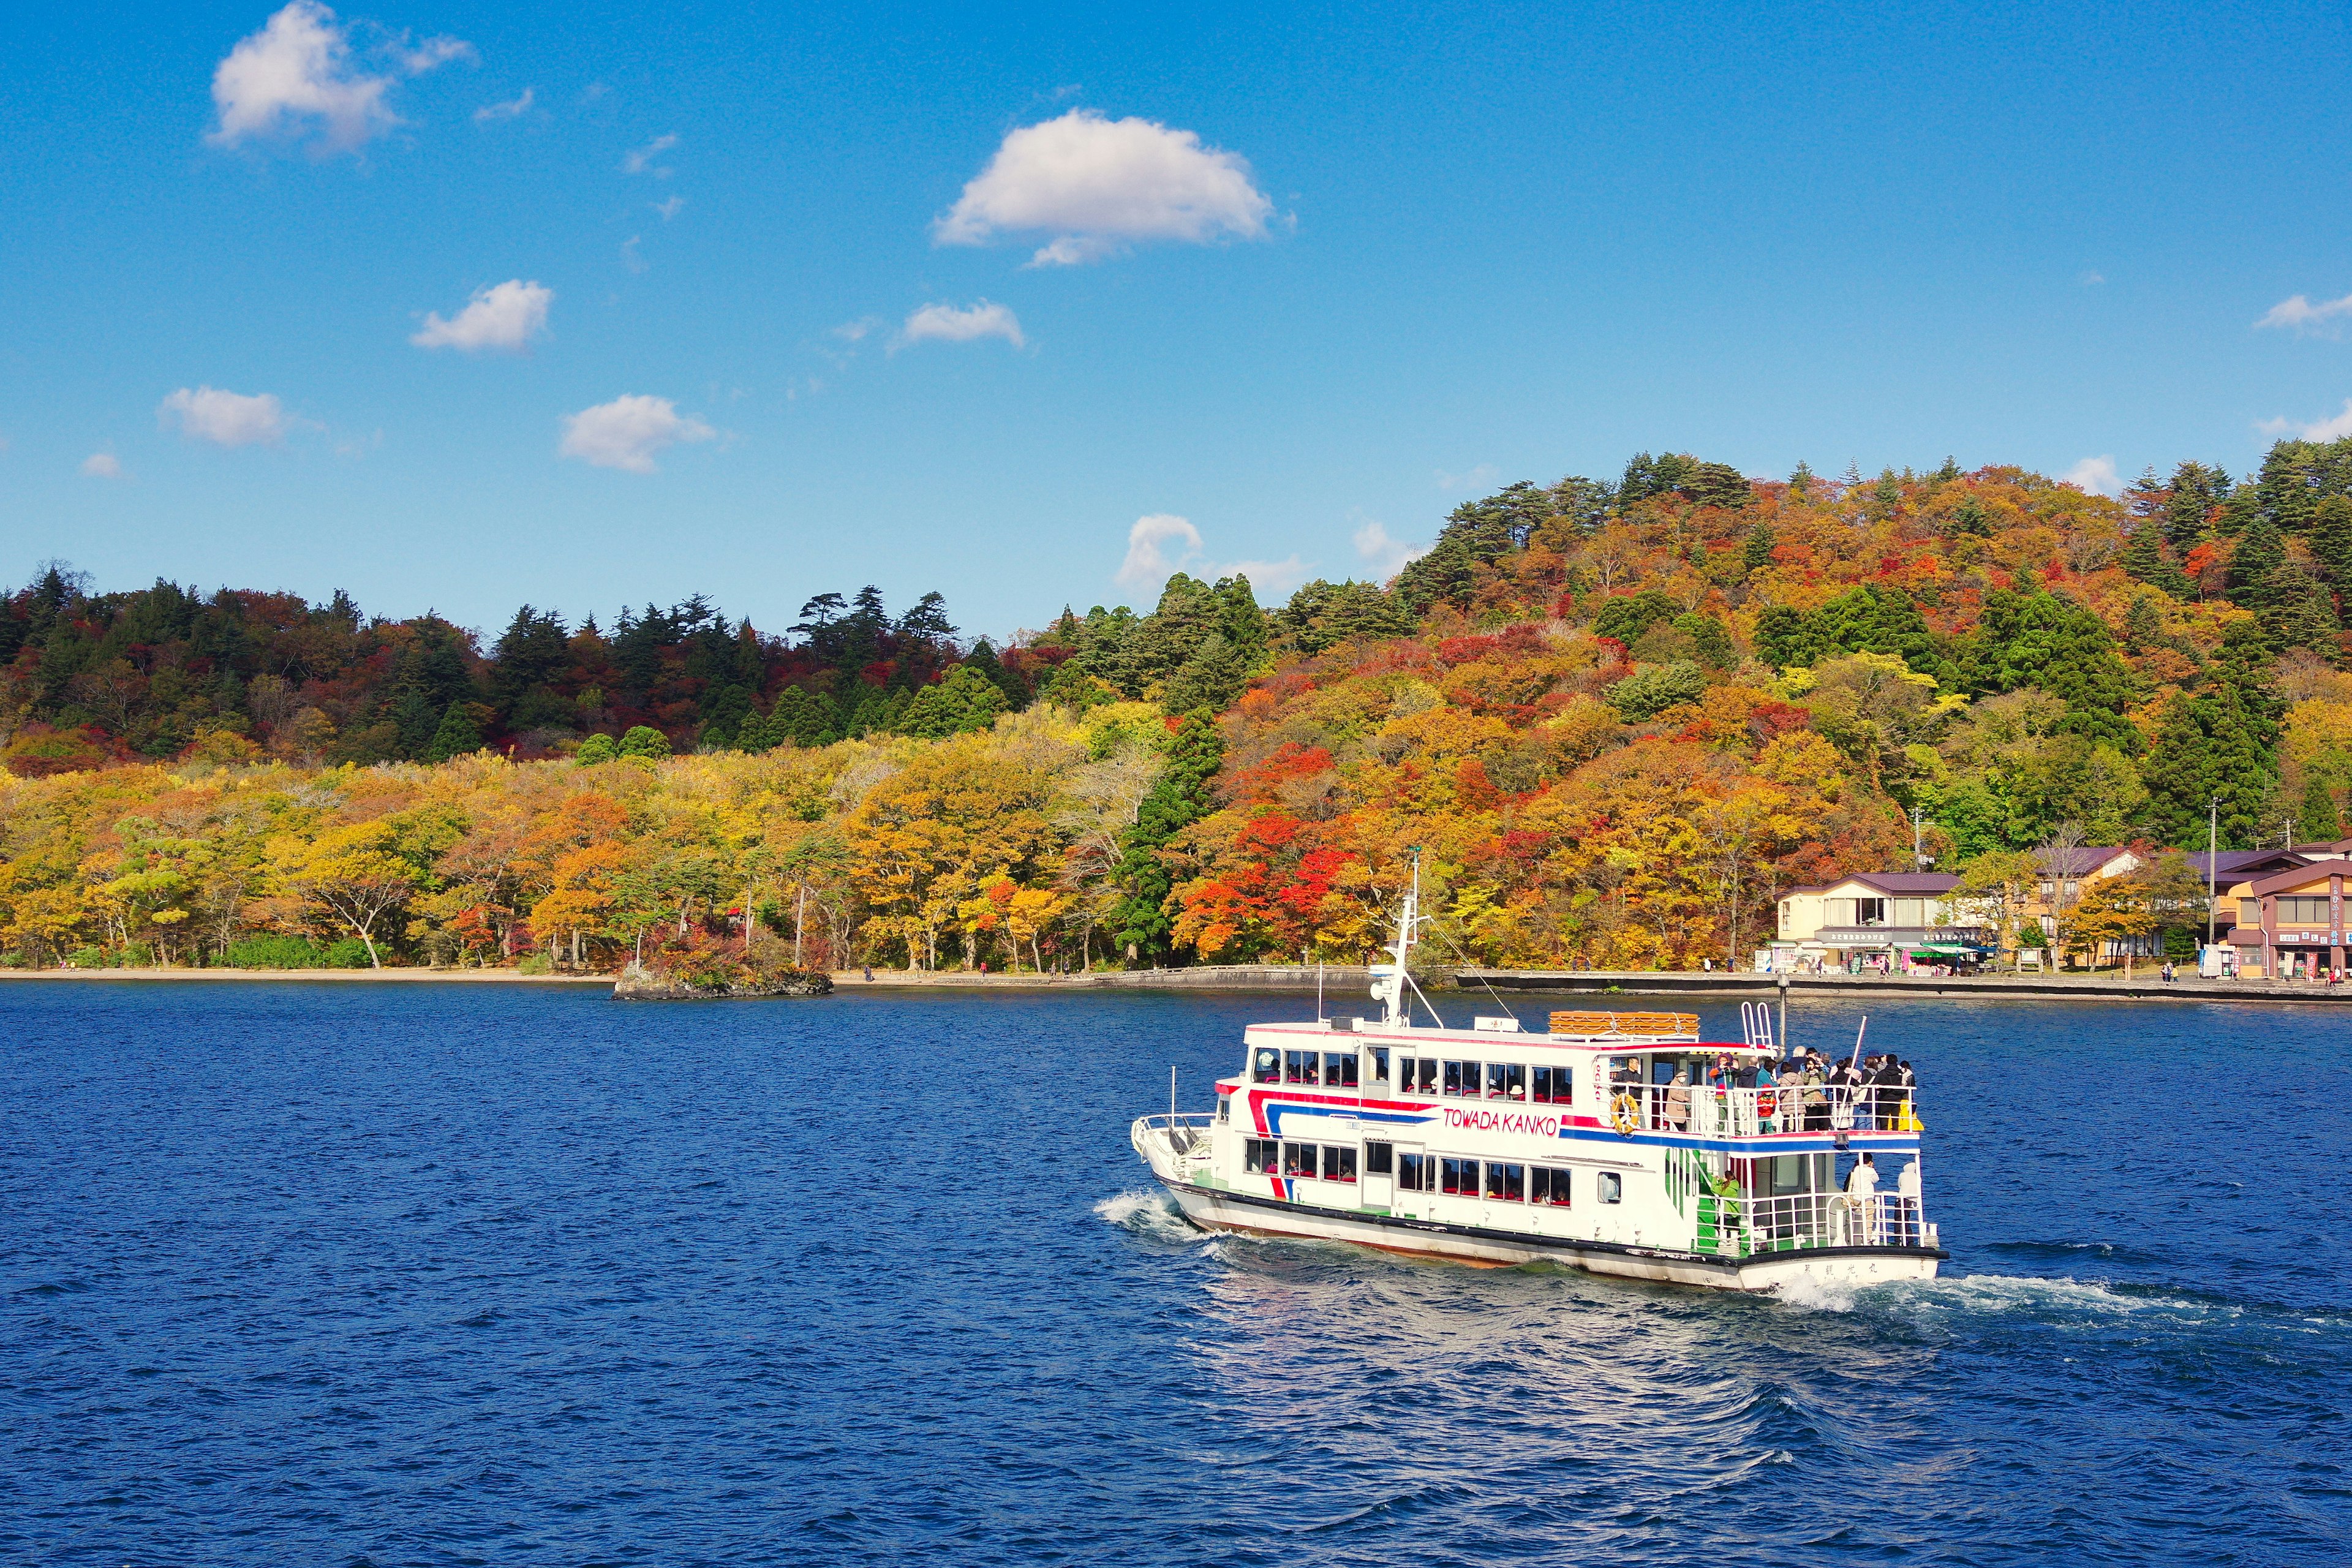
(828, 964, 1373, 993)
(1457, 968, 2352, 1006)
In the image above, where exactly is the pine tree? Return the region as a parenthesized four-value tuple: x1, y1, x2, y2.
(2228, 513, 2286, 606)
(2301, 776, 2342, 841)
(2123, 594, 2163, 653)
(1110, 710, 1223, 964)
(1741, 524, 1777, 575)
(425, 703, 481, 763)
(2310, 497, 2352, 605)
(2120, 521, 2189, 597)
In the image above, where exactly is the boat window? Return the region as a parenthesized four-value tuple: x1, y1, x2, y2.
(1364, 1141, 1393, 1175)
(1282, 1141, 1317, 1177)
(1440, 1156, 1475, 1195)
(1531, 1166, 1572, 1207)
(1367, 1047, 1390, 1084)
(1532, 1066, 1573, 1105)
(1485, 1063, 1526, 1101)
(1284, 1050, 1319, 1085)
(1412, 1057, 1439, 1095)
(1324, 1052, 1360, 1088)
(1608, 1055, 1645, 1085)
(1322, 1147, 1357, 1182)
(1598, 1171, 1623, 1204)
(1443, 1060, 1480, 1097)
(1398, 1153, 1433, 1191)
(1253, 1048, 1280, 1084)
(1483, 1162, 1526, 1201)
(1216, 1093, 1232, 1124)
(1244, 1138, 1278, 1174)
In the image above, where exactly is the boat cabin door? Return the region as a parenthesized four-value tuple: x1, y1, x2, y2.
(1365, 1138, 1403, 1210)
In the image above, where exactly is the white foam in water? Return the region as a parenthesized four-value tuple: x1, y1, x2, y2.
(1095, 1188, 1209, 1245)
(1770, 1274, 1861, 1313)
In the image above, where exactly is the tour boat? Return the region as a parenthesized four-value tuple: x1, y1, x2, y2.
(1130, 879, 1945, 1292)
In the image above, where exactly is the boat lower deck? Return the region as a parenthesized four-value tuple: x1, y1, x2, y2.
(1166, 1180, 1945, 1291)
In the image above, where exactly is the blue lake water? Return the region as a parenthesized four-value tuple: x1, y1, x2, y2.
(1, 981, 2346, 1566)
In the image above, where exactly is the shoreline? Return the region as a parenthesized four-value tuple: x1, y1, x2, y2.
(5, 963, 2350, 1008)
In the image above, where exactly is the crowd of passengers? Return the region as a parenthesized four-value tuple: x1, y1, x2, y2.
(1631, 1050, 1918, 1133)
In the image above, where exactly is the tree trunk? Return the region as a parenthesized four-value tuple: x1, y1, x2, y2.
(361, 930, 381, 968)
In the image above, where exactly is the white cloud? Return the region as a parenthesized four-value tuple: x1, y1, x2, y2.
(934, 108, 1273, 266)
(2079, 270, 2106, 286)
(897, 300, 1025, 350)
(1436, 463, 1499, 492)
(833, 317, 881, 342)
(2257, 292, 2352, 338)
(159, 386, 289, 447)
(1353, 518, 1427, 576)
(80, 453, 123, 479)
(2261, 399, 2352, 442)
(410, 279, 551, 351)
(473, 87, 533, 124)
(1114, 513, 1309, 597)
(2062, 456, 2123, 497)
(206, 2, 469, 155)
(622, 133, 677, 176)
(620, 235, 646, 273)
(652, 195, 684, 221)
(559, 394, 713, 473)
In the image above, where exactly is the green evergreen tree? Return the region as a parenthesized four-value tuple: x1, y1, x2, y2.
(1948, 497, 1991, 537)
(2261, 561, 2339, 653)
(1111, 710, 1223, 963)
(900, 666, 1009, 738)
(2301, 775, 2342, 840)
(2164, 461, 2225, 552)
(574, 732, 617, 764)
(960, 639, 1031, 711)
(1393, 533, 1479, 614)
(2228, 513, 2288, 611)
(2120, 521, 2190, 597)
(2122, 594, 2163, 653)
(734, 707, 780, 754)
(1741, 524, 1777, 575)
(425, 702, 482, 763)
(1672, 612, 1736, 671)
(1162, 632, 1251, 712)
(2310, 497, 2352, 601)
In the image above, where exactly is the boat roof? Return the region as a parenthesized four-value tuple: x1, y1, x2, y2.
(1241, 1008, 1776, 1052)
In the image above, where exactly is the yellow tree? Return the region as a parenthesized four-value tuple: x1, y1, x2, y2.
(270, 821, 420, 968)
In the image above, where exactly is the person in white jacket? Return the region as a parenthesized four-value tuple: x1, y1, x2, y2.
(1845, 1153, 1880, 1245)
(1896, 1157, 1923, 1246)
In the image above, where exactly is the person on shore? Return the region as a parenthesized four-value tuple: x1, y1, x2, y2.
(2161, 960, 2175, 983)
(1664, 1069, 1692, 1130)
(1847, 1153, 1880, 1243)
(862, 964, 873, 982)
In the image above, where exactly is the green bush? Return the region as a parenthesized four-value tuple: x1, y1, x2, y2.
(224, 935, 332, 969)
(1605, 661, 1709, 721)
(322, 938, 374, 968)
(65, 946, 110, 969)
(516, 951, 552, 975)
(575, 732, 618, 764)
(617, 725, 673, 759)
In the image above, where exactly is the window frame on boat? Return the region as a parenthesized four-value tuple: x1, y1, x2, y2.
(1321, 1145, 1357, 1182)
(1322, 1051, 1360, 1088)
(1284, 1050, 1321, 1085)
(1485, 1063, 1527, 1101)
(1597, 1170, 1624, 1204)
(1442, 1059, 1481, 1097)
(1252, 1048, 1280, 1085)
(1483, 1161, 1526, 1201)
(1530, 1165, 1572, 1207)
(1244, 1137, 1278, 1174)
(1532, 1065, 1573, 1105)
(1398, 1152, 1433, 1191)
(1365, 1140, 1393, 1175)
(1439, 1156, 1477, 1195)
(1282, 1140, 1318, 1177)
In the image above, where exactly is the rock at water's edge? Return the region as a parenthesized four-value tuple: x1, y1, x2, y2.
(612, 961, 834, 1001)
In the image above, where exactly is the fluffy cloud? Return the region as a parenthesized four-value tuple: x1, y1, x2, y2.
(2262, 399, 2352, 442)
(207, 2, 470, 155)
(158, 386, 289, 447)
(2062, 456, 2123, 497)
(80, 453, 123, 479)
(473, 87, 533, 124)
(410, 279, 552, 351)
(622, 134, 677, 176)
(1435, 463, 1500, 492)
(934, 109, 1273, 266)
(2257, 292, 2352, 337)
(1114, 513, 1309, 597)
(558, 394, 713, 473)
(898, 300, 1025, 350)
(1352, 518, 1427, 576)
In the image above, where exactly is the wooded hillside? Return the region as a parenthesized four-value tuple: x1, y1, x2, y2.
(11, 438, 2352, 973)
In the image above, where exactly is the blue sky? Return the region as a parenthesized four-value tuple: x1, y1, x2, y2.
(6, 1, 2352, 642)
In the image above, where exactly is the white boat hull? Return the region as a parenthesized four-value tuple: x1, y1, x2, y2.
(1159, 1177, 1941, 1291)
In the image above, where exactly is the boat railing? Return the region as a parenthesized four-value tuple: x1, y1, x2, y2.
(1619, 1081, 1920, 1138)
(1692, 1191, 1934, 1258)
(1132, 1112, 1216, 1155)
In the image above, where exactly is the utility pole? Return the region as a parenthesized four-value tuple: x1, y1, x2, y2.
(1912, 807, 1929, 870)
(2207, 796, 2220, 957)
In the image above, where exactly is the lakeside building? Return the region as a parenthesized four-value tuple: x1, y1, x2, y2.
(2221, 858, 2352, 980)
(1769, 872, 1991, 972)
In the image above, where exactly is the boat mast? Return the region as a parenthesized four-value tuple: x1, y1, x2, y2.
(1371, 853, 1420, 1027)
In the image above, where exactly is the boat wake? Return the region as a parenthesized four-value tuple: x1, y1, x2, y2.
(1095, 1188, 1208, 1246)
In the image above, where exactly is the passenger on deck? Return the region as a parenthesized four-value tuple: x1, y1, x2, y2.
(1896, 1156, 1923, 1245)
(1664, 1069, 1692, 1130)
(1753, 1056, 1781, 1131)
(1798, 1060, 1828, 1131)
(1846, 1153, 1880, 1243)
(1896, 1058, 1918, 1126)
